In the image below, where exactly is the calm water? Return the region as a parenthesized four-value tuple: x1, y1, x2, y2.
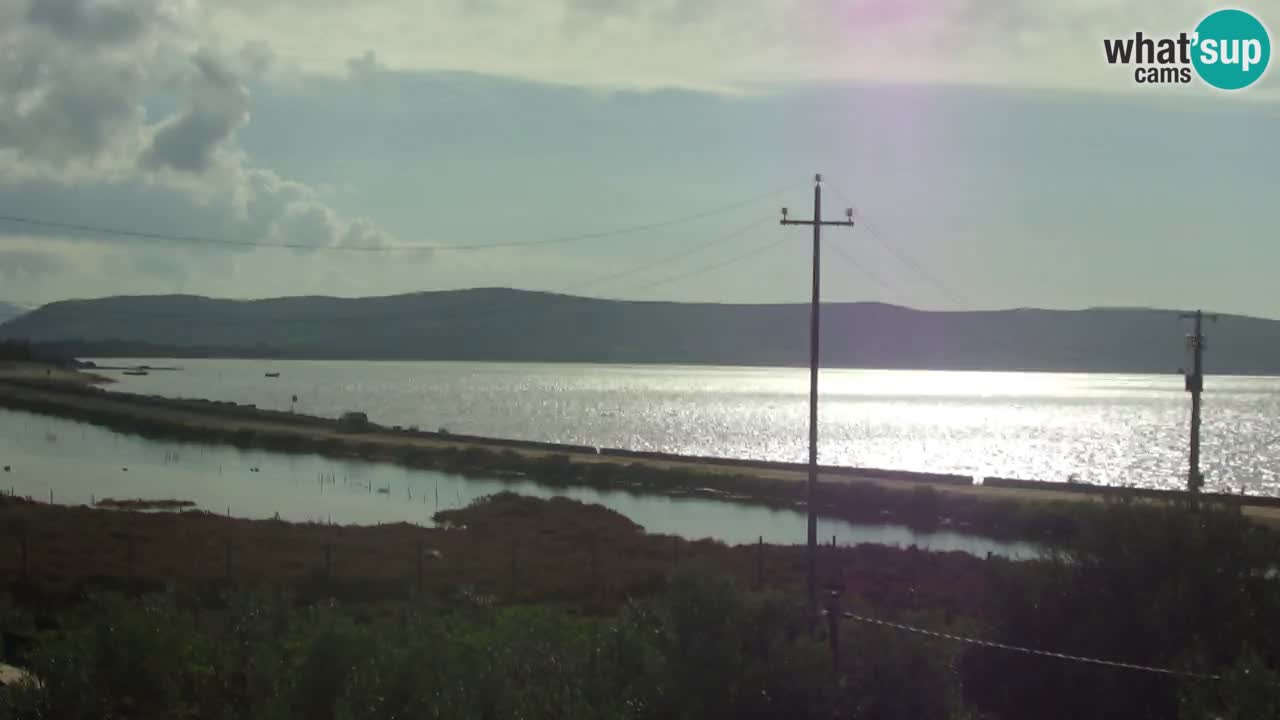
(91, 359, 1280, 495)
(0, 408, 1036, 558)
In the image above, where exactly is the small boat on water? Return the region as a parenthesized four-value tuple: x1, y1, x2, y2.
(265, 372, 281, 378)
(122, 370, 149, 376)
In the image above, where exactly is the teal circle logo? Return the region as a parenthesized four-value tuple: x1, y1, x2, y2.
(1192, 9, 1271, 90)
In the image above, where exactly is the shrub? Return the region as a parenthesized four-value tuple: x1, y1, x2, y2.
(1, 569, 970, 720)
(963, 498, 1280, 720)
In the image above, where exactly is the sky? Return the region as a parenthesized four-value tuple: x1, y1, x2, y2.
(1, 0, 1278, 317)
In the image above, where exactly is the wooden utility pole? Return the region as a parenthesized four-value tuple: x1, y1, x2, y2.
(1181, 310, 1218, 493)
(781, 174, 855, 624)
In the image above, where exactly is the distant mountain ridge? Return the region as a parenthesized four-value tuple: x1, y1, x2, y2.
(2, 288, 1279, 374)
(0, 302, 28, 326)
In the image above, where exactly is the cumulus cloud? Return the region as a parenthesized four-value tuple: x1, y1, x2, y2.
(25, 0, 151, 47)
(142, 51, 252, 173)
(0, 19, 148, 173)
(0, 0, 401, 265)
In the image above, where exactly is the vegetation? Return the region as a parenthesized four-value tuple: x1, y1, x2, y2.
(0, 341, 35, 363)
(964, 498, 1280, 719)
(0, 341, 80, 367)
(93, 498, 197, 511)
(1, 494, 1278, 718)
(0, 492, 992, 618)
(0, 567, 976, 720)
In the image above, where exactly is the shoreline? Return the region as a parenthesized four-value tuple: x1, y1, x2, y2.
(3, 370, 1279, 542)
(54, 349, 1280, 377)
(0, 361, 113, 386)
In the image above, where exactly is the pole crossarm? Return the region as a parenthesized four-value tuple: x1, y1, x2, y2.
(780, 219, 856, 227)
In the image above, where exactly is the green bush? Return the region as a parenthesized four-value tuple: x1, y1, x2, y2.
(962, 498, 1280, 720)
(1179, 649, 1280, 719)
(0, 568, 969, 720)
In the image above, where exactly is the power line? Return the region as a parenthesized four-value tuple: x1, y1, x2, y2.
(823, 181, 1102, 372)
(395, 220, 777, 330)
(617, 234, 788, 294)
(823, 181, 963, 307)
(566, 218, 768, 293)
(841, 612, 1219, 681)
(829, 242, 892, 294)
(0, 220, 776, 329)
(0, 214, 422, 253)
(0, 182, 799, 254)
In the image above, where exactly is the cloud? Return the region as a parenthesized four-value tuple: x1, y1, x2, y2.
(0, 246, 69, 281)
(0, 23, 148, 172)
(188, 0, 1280, 97)
(25, 0, 151, 47)
(143, 51, 252, 173)
(345, 50, 387, 88)
(0, 0, 402, 274)
(106, 248, 191, 283)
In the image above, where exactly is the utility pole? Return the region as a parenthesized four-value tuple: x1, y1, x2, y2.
(1180, 310, 1217, 493)
(781, 174, 854, 625)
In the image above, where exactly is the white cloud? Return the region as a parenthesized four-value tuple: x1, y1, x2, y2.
(141, 50, 252, 174)
(0, 0, 402, 272)
(195, 0, 1280, 97)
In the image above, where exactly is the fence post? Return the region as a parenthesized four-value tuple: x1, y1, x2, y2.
(756, 536, 764, 588)
(510, 540, 518, 600)
(273, 583, 285, 639)
(416, 540, 424, 595)
(826, 588, 842, 673)
(19, 529, 28, 579)
(323, 541, 332, 584)
(590, 532, 599, 598)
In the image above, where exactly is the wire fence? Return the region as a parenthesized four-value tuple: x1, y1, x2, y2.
(838, 610, 1219, 681)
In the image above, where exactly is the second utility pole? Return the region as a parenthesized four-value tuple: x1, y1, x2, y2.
(1181, 309, 1217, 494)
(781, 174, 854, 625)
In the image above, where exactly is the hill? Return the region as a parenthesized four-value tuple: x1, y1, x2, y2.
(0, 301, 28, 326)
(1, 288, 1277, 374)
